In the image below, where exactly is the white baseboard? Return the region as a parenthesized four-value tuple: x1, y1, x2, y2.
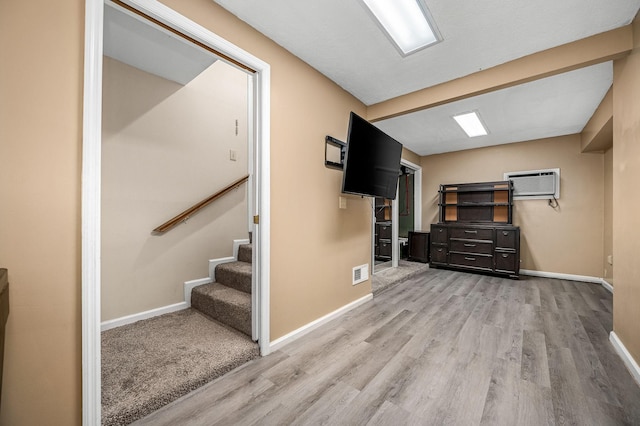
(184, 277, 213, 306)
(601, 279, 614, 294)
(520, 269, 602, 284)
(101, 302, 188, 332)
(233, 238, 251, 259)
(519, 269, 614, 294)
(209, 256, 235, 281)
(209, 239, 251, 281)
(269, 293, 373, 352)
(610, 331, 640, 386)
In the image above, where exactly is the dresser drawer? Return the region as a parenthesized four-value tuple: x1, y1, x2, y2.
(430, 245, 447, 264)
(378, 240, 392, 257)
(449, 227, 493, 240)
(496, 228, 518, 249)
(431, 225, 448, 243)
(495, 250, 518, 273)
(449, 252, 493, 270)
(377, 224, 392, 239)
(450, 239, 493, 255)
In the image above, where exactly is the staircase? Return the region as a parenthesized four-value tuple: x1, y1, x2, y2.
(191, 243, 253, 338)
(101, 242, 259, 426)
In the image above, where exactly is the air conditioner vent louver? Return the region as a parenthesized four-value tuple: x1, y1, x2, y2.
(504, 169, 560, 200)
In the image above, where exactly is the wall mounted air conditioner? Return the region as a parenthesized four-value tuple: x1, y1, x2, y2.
(503, 168, 560, 200)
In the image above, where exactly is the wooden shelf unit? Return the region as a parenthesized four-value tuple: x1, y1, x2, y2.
(431, 180, 520, 279)
(438, 181, 513, 224)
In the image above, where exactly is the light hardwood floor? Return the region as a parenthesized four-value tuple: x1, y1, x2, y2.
(134, 268, 640, 425)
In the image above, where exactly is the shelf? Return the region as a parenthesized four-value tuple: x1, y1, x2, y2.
(440, 203, 511, 207)
(439, 186, 509, 193)
(440, 181, 510, 191)
(438, 180, 513, 224)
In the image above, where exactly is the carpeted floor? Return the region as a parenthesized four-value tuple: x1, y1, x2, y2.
(371, 259, 430, 295)
(101, 308, 259, 426)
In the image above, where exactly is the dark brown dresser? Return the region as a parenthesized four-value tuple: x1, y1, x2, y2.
(430, 181, 520, 278)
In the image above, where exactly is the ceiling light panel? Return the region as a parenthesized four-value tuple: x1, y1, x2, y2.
(453, 111, 489, 138)
(361, 0, 441, 56)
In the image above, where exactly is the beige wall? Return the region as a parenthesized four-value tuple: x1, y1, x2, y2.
(612, 12, 640, 366)
(1, 0, 638, 424)
(0, 0, 83, 424)
(102, 58, 249, 321)
(159, 0, 372, 340)
(401, 147, 421, 166)
(421, 135, 604, 277)
(603, 147, 614, 284)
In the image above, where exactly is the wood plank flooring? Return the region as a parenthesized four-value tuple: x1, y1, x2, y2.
(133, 269, 640, 425)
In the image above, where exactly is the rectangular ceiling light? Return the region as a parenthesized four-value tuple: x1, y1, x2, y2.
(361, 0, 441, 56)
(453, 111, 489, 138)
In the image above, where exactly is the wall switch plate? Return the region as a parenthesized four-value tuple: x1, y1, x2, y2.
(339, 196, 347, 209)
(230, 150, 237, 161)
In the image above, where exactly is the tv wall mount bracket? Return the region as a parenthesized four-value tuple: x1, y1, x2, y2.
(325, 135, 346, 170)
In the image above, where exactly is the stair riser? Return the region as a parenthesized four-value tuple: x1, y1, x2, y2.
(191, 288, 251, 337)
(237, 244, 252, 264)
(216, 268, 251, 294)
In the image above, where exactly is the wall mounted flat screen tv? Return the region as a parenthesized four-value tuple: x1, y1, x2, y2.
(341, 112, 403, 199)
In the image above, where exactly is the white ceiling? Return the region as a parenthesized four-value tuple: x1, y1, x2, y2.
(213, 0, 639, 155)
(104, 2, 216, 85)
(376, 62, 613, 156)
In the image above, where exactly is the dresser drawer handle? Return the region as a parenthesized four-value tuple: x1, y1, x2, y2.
(465, 257, 476, 261)
(438, 229, 444, 233)
(502, 231, 509, 236)
(464, 243, 476, 247)
(437, 248, 443, 252)
(501, 254, 509, 258)
(464, 230, 478, 234)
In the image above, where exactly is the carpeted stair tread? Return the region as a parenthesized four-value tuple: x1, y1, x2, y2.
(191, 282, 251, 336)
(215, 261, 252, 294)
(101, 308, 259, 426)
(237, 243, 252, 263)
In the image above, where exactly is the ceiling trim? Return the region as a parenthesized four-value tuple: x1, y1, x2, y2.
(368, 25, 633, 122)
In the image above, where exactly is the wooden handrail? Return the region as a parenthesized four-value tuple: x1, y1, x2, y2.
(152, 174, 249, 234)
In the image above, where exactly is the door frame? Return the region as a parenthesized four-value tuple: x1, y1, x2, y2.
(391, 159, 422, 267)
(82, 0, 271, 424)
(372, 158, 422, 274)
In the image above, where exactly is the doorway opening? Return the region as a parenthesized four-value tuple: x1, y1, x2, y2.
(372, 159, 422, 275)
(82, 0, 271, 424)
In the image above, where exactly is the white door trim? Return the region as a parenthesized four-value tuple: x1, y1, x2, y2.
(82, 1, 271, 424)
(390, 159, 422, 267)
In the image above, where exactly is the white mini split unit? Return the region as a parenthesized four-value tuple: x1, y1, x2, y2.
(504, 168, 560, 200)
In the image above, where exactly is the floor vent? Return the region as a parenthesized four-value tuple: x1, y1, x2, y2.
(352, 264, 369, 285)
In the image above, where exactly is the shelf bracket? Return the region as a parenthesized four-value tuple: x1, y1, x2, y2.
(325, 135, 346, 170)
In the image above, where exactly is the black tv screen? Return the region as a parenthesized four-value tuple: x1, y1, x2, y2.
(341, 112, 403, 199)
